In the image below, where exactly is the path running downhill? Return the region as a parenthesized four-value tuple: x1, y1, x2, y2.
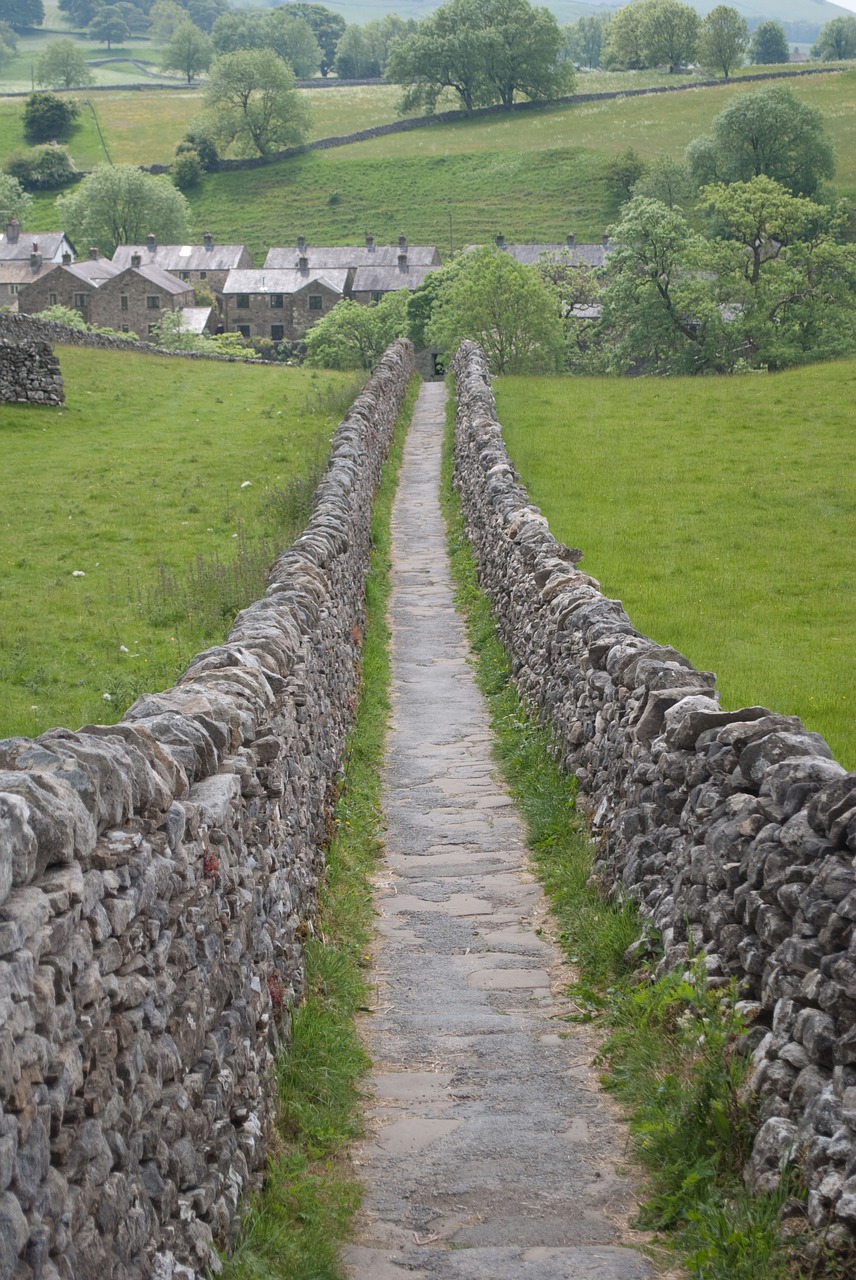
(344, 383, 656, 1280)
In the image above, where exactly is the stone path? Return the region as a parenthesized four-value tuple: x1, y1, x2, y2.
(344, 383, 655, 1280)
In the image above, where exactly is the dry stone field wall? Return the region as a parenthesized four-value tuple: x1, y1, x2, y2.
(452, 340, 856, 1244)
(0, 339, 415, 1280)
(0, 339, 63, 406)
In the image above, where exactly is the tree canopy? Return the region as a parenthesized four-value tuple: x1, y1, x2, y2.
(56, 163, 191, 254)
(160, 19, 213, 83)
(0, 0, 43, 31)
(387, 0, 571, 113)
(0, 172, 33, 222)
(564, 14, 610, 69)
(304, 292, 410, 368)
(88, 6, 130, 49)
(201, 48, 310, 157)
(284, 3, 345, 76)
(698, 6, 748, 79)
(747, 20, 789, 65)
(604, 0, 698, 71)
(22, 92, 78, 142)
(36, 38, 94, 88)
(686, 85, 835, 197)
(812, 16, 856, 61)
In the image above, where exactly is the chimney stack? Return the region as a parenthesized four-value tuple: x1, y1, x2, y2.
(203, 231, 213, 250)
(131, 252, 142, 268)
(147, 233, 156, 251)
(30, 242, 41, 272)
(495, 233, 505, 248)
(602, 233, 610, 248)
(566, 233, 575, 247)
(297, 234, 306, 251)
(398, 232, 407, 249)
(398, 251, 407, 268)
(365, 233, 374, 250)
(6, 218, 19, 244)
(89, 247, 99, 260)
(298, 253, 308, 271)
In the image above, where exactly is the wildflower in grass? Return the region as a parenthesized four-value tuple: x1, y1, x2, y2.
(72, 570, 86, 577)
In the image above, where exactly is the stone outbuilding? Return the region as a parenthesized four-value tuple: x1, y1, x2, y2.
(222, 266, 352, 340)
(112, 234, 252, 298)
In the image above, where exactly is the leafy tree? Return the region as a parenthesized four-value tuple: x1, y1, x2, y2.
(812, 17, 856, 61)
(176, 129, 217, 170)
(211, 10, 265, 54)
(0, 0, 43, 31)
(185, 0, 226, 35)
(172, 147, 203, 188)
(202, 49, 310, 157)
(747, 20, 788, 66)
(603, 3, 645, 69)
(304, 291, 410, 369)
(604, 146, 645, 204)
(686, 86, 835, 197)
(701, 175, 823, 283)
(0, 18, 17, 50)
(23, 92, 78, 142)
(632, 151, 695, 208)
(334, 24, 380, 79)
(160, 19, 213, 83)
(89, 6, 130, 48)
(149, 0, 185, 42)
(38, 303, 89, 328)
(56, 162, 191, 253)
(58, 0, 100, 26)
(0, 172, 32, 221)
(6, 144, 76, 189)
(639, 0, 698, 72)
(0, 35, 12, 67)
(364, 14, 417, 74)
(36, 38, 95, 87)
(115, 2, 149, 35)
(564, 14, 611, 69)
(387, 0, 571, 114)
(698, 6, 748, 79)
(265, 10, 322, 77)
(426, 245, 563, 373)
(152, 307, 208, 350)
(285, 3, 345, 76)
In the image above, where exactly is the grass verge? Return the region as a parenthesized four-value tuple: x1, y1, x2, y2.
(439, 388, 850, 1280)
(220, 374, 419, 1280)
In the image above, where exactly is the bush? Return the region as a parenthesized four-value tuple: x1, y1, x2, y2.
(37, 304, 88, 329)
(172, 149, 203, 190)
(5, 145, 77, 191)
(22, 93, 78, 143)
(177, 131, 218, 172)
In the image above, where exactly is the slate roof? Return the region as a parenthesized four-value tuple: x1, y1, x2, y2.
(119, 263, 194, 295)
(264, 244, 441, 270)
(0, 228, 74, 263)
(178, 306, 214, 334)
(62, 258, 121, 286)
(490, 240, 610, 267)
(223, 268, 351, 295)
(112, 242, 250, 273)
(351, 262, 435, 294)
(0, 259, 57, 287)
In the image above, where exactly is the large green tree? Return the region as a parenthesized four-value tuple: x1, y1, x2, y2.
(284, 3, 345, 76)
(426, 245, 563, 373)
(160, 19, 213, 83)
(35, 38, 94, 87)
(22, 91, 78, 141)
(304, 292, 410, 368)
(334, 24, 380, 79)
(88, 6, 130, 48)
(0, 0, 43, 31)
(56, 163, 190, 253)
(0, 172, 32, 221)
(812, 16, 856, 61)
(387, 0, 571, 114)
(698, 5, 748, 79)
(265, 10, 322, 77)
(202, 48, 310, 157)
(564, 14, 610, 69)
(603, 2, 645, 69)
(639, 0, 698, 72)
(686, 85, 835, 197)
(747, 20, 788, 65)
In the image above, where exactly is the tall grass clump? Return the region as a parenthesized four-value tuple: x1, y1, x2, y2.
(440, 387, 846, 1279)
(220, 376, 419, 1280)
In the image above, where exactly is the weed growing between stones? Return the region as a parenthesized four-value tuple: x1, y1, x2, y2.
(220, 376, 419, 1280)
(438, 388, 849, 1280)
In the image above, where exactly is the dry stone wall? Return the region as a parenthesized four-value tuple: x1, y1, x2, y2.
(452, 340, 856, 1244)
(0, 339, 63, 406)
(0, 340, 415, 1280)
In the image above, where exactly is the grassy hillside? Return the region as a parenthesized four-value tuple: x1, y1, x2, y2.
(494, 360, 856, 769)
(0, 347, 364, 738)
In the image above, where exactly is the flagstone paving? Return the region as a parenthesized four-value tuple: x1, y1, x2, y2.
(344, 382, 656, 1280)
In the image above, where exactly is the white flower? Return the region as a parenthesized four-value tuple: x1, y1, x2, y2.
(72, 570, 86, 577)
(119, 645, 129, 653)
(241, 481, 252, 488)
(102, 692, 112, 701)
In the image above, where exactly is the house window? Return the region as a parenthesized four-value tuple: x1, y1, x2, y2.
(146, 295, 160, 310)
(236, 294, 250, 309)
(308, 295, 322, 311)
(48, 291, 57, 305)
(237, 324, 250, 338)
(270, 294, 284, 309)
(73, 293, 88, 310)
(200, 271, 207, 280)
(371, 291, 384, 303)
(121, 324, 129, 332)
(270, 324, 284, 341)
(180, 272, 189, 281)
(120, 295, 129, 311)
(147, 324, 157, 335)
(9, 284, 18, 295)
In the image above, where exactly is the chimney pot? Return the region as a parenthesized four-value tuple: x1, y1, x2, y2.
(147, 233, 156, 251)
(495, 233, 505, 248)
(6, 217, 20, 244)
(398, 233, 407, 249)
(566, 233, 575, 246)
(298, 254, 308, 271)
(131, 252, 142, 268)
(203, 231, 213, 249)
(89, 247, 98, 260)
(602, 233, 610, 247)
(30, 245, 42, 272)
(297, 234, 306, 251)
(365, 233, 374, 249)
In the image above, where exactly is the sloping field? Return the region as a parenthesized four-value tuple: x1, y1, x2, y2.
(494, 360, 856, 768)
(0, 347, 363, 738)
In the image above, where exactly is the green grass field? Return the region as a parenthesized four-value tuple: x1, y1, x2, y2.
(0, 347, 363, 739)
(494, 360, 856, 769)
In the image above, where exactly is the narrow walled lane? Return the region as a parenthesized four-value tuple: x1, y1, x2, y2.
(344, 382, 655, 1280)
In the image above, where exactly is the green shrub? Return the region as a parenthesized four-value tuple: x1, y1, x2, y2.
(176, 131, 218, 171)
(6, 145, 76, 191)
(172, 148, 203, 191)
(22, 93, 79, 144)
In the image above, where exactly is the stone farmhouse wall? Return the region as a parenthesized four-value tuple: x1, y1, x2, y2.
(0, 340, 415, 1280)
(451, 340, 856, 1242)
(0, 338, 64, 406)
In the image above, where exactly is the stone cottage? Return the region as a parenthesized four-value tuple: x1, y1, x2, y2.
(91, 259, 195, 337)
(264, 233, 441, 280)
(221, 265, 352, 340)
(16, 251, 121, 322)
(0, 218, 75, 265)
(490, 232, 612, 267)
(112, 234, 252, 300)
